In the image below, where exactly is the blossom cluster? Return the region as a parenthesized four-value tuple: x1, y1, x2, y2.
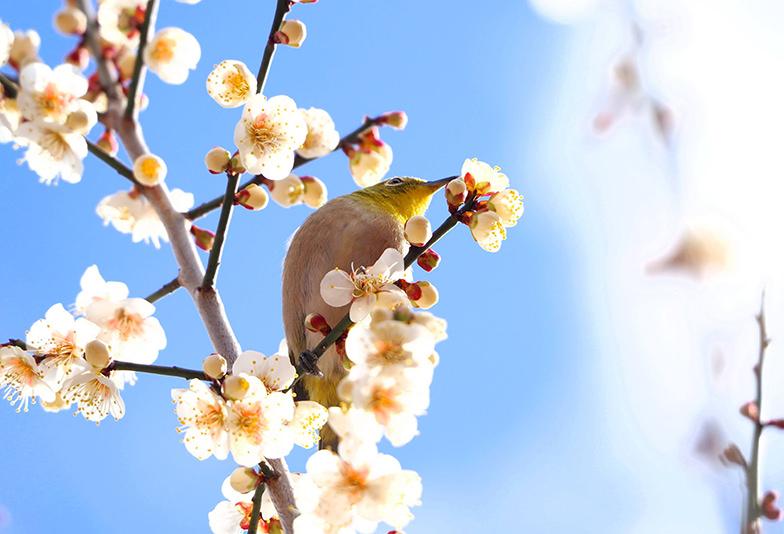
(0, 265, 166, 422)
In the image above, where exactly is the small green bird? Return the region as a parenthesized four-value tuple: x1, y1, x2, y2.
(282, 176, 451, 448)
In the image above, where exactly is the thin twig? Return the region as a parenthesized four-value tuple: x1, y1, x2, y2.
(247, 482, 267, 534)
(287, 186, 467, 390)
(745, 293, 770, 534)
(0, 72, 18, 97)
(202, 173, 240, 289)
(111, 360, 208, 381)
(256, 0, 291, 95)
(86, 139, 137, 183)
(184, 116, 386, 221)
(124, 0, 158, 119)
(146, 276, 182, 303)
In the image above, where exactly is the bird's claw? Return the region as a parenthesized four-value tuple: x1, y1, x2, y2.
(299, 350, 324, 378)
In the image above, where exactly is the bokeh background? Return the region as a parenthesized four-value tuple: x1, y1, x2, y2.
(3, 0, 784, 532)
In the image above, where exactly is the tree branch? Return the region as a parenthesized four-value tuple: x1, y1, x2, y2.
(184, 116, 388, 221)
(112, 360, 208, 380)
(247, 482, 267, 534)
(85, 139, 137, 183)
(146, 276, 182, 303)
(0, 72, 18, 97)
(202, 173, 240, 289)
(124, 0, 158, 119)
(256, 0, 291, 95)
(745, 293, 770, 533)
(288, 186, 467, 389)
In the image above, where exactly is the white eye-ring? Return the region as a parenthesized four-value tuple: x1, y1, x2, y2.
(385, 177, 404, 186)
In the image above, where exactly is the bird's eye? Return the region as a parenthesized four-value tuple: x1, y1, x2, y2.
(385, 177, 404, 186)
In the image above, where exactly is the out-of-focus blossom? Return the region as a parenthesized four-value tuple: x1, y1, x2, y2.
(74, 265, 130, 316)
(297, 107, 340, 159)
(234, 94, 307, 179)
(15, 121, 88, 184)
(378, 111, 408, 131)
(0, 91, 21, 143)
(144, 27, 201, 85)
(172, 379, 230, 461)
(0, 345, 55, 413)
(61, 360, 125, 422)
(9, 30, 41, 68)
(268, 173, 305, 207)
(98, 0, 146, 49)
(348, 128, 393, 187)
(54, 7, 88, 36)
(132, 154, 167, 187)
(26, 303, 100, 388)
(206, 60, 256, 109)
(648, 227, 731, 279)
(17, 63, 88, 125)
(295, 447, 422, 532)
(96, 187, 195, 248)
(320, 248, 408, 322)
(86, 297, 166, 365)
(0, 22, 13, 67)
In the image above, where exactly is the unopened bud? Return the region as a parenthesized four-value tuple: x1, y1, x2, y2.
(274, 20, 307, 48)
(269, 174, 305, 207)
(229, 466, 260, 494)
(446, 178, 468, 207)
(133, 154, 167, 186)
(84, 339, 111, 369)
(204, 146, 231, 174)
(202, 353, 227, 380)
(412, 281, 438, 309)
(222, 374, 250, 401)
(762, 491, 783, 521)
(404, 215, 432, 247)
(379, 111, 408, 130)
(305, 313, 331, 336)
(97, 129, 119, 156)
(66, 46, 89, 70)
(66, 109, 90, 133)
(54, 7, 87, 35)
(235, 183, 269, 211)
(741, 401, 759, 422)
(301, 175, 327, 208)
(10, 30, 41, 68)
(116, 49, 137, 80)
(190, 225, 215, 251)
(417, 248, 440, 272)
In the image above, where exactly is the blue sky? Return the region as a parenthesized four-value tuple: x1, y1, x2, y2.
(4, 1, 776, 533)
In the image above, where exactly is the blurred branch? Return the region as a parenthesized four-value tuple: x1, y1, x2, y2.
(184, 115, 388, 221)
(124, 0, 158, 119)
(0, 72, 18, 97)
(146, 276, 182, 303)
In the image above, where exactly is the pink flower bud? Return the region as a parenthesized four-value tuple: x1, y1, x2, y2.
(417, 249, 441, 272)
(202, 353, 227, 380)
(762, 491, 782, 521)
(97, 129, 119, 157)
(379, 111, 408, 130)
(190, 225, 215, 251)
(305, 313, 331, 336)
(741, 401, 760, 422)
(235, 184, 269, 211)
(274, 20, 307, 48)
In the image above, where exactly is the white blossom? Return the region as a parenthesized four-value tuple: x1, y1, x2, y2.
(469, 210, 506, 253)
(461, 157, 509, 195)
(208, 474, 298, 534)
(15, 121, 88, 184)
(290, 400, 329, 449)
(233, 94, 307, 179)
(98, 0, 147, 49)
(145, 27, 201, 85)
(0, 346, 55, 412)
(231, 350, 295, 392)
(344, 315, 436, 372)
(0, 94, 21, 143)
(9, 30, 40, 68)
(61, 360, 125, 422)
(172, 379, 230, 461)
(297, 107, 340, 159)
(320, 248, 408, 322)
(74, 265, 130, 316)
(86, 297, 166, 365)
(349, 142, 393, 187)
(487, 188, 524, 227)
(17, 63, 89, 125)
(0, 21, 13, 67)
(206, 60, 256, 108)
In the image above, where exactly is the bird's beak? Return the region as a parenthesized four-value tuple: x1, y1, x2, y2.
(424, 176, 455, 192)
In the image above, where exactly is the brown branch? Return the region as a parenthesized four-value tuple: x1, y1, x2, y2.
(124, 0, 158, 119)
(288, 185, 466, 388)
(247, 481, 267, 534)
(146, 276, 182, 303)
(0, 72, 18, 97)
(745, 293, 770, 534)
(202, 173, 240, 289)
(184, 116, 388, 221)
(112, 360, 208, 380)
(256, 0, 291, 95)
(85, 139, 137, 183)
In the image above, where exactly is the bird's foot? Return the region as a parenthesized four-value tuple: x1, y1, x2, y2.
(299, 350, 324, 378)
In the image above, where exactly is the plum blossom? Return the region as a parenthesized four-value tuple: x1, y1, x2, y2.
(344, 314, 436, 373)
(226, 375, 296, 465)
(15, 121, 88, 184)
(60, 360, 125, 422)
(460, 157, 509, 195)
(26, 303, 100, 388)
(233, 94, 307, 179)
(469, 210, 506, 253)
(17, 63, 89, 125)
(297, 107, 340, 159)
(208, 474, 296, 534)
(337, 365, 429, 447)
(290, 400, 329, 449)
(74, 265, 130, 315)
(232, 350, 295, 392)
(295, 447, 422, 533)
(96, 187, 195, 248)
(85, 297, 166, 365)
(487, 188, 524, 228)
(0, 22, 12, 67)
(144, 27, 201, 85)
(9, 30, 40, 68)
(206, 60, 256, 108)
(320, 248, 408, 322)
(98, 0, 146, 49)
(347, 127, 393, 187)
(268, 174, 305, 207)
(172, 379, 230, 461)
(0, 345, 55, 413)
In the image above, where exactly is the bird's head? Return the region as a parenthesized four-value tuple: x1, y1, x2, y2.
(350, 176, 453, 223)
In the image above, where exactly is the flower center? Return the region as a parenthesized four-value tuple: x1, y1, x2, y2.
(339, 463, 369, 503)
(36, 84, 69, 118)
(109, 308, 145, 340)
(369, 386, 400, 424)
(39, 130, 71, 159)
(196, 402, 224, 429)
(351, 271, 385, 298)
(149, 37, 176, 63)
(224, 67, 250, 98)
(246, 113, 286, 153)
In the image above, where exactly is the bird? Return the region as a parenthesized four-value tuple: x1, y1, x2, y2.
(282, 175, 451, 449)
